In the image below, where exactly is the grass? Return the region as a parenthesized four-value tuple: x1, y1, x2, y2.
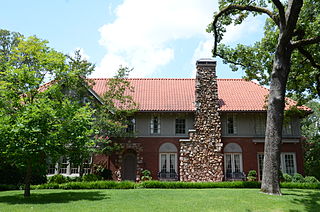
(0, 188, 319, 212)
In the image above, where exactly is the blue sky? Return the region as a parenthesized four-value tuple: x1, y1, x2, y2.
(1, 0, 266, 79)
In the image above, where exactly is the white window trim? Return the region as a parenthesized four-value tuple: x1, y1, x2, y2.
(175, 118, 186, 135)
(159, 153, 177, 173)
(226, 114, 237, 135)
(150, 115, 161, 134)
(280, 152, 297, 175)
(224, 153, 243, 174)
(257, 152, 297, 179)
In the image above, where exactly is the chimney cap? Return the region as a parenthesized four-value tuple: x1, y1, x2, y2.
(196, 58, 216, 66)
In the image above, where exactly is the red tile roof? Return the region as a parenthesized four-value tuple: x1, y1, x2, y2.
(90, 78, 311, 112)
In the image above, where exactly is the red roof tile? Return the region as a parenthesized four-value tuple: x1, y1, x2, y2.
(90, 78, 311, 112)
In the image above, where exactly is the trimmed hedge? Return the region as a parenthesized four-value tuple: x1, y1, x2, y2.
(140, 181, 261, 189)
(32, 181, 136, 190)
(4, 181, 320, 191)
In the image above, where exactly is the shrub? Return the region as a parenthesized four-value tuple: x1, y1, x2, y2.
(283, 173, 293, 182)
(280, 182, 320, 189)
(60, 181, 135, 189)
(292, 173, 305, 183)
(48, 174, 69, 184)
(141, 169, 152, 181)
(0, 184, 19, 191)
(82, 174, 103, 182)
(304, 176, 319, 184)
(247, 170, 257, 181)
(94, 165, 113, 180)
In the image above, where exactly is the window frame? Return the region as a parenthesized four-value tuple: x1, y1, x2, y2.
(226, 114, 237, 135)
(150, 115, 161, 134)
(175, 118, 186, 134)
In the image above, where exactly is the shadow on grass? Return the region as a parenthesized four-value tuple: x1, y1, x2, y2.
(0, 191, 109, 204)
(283, 189, 320, 212)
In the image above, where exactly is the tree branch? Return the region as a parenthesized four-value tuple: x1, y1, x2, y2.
(297, 47, 320, 96)
(212, 4, 278, 55)
(291, 36, 320, 49)
(271, 0, 285, 26)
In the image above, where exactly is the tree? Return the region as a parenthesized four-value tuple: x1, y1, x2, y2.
(301, 101, 320, 180)
(0, 30, 95, 197)
(208, 0, 320, 195)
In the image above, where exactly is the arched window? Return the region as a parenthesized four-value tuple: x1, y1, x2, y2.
(159, 143, 178, 180)
(224, 143, 243, 180)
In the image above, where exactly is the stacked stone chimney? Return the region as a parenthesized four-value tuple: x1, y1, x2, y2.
(179, 59, 223, 182)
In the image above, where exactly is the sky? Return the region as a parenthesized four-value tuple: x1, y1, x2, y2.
(1, 0, 267, 79)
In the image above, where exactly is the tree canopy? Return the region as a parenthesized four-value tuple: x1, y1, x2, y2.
(208, 0, 320, 195)
(208, 0, 320, 103)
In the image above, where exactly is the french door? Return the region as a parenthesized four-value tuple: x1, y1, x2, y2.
(224, 153, 242, 178)
(160, 153, 177, 173)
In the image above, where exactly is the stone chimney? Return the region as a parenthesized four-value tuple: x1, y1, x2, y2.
(179, 58, 223, 182)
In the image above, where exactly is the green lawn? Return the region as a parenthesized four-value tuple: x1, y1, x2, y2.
(0, 189, 319, 212)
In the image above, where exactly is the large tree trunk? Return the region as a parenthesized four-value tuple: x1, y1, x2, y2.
(24, 162, 32, 197)
(261, 42, 291, 195)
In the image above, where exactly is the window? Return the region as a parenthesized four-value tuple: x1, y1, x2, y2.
(59, 157, 68, 174)
(175, 118, 186, 134)
(257, 152, 297, 180)
(282, 120, 293, 136)
(281, 153, 296, 175)
(151, 116, 160, 134)
(47, 163, 56, 175)
(71, 163, 79, 174)
(159, 143, 178, 180)
(227, 114, 237, 134)
(126, 117, 136, 133)
(255, 114, 266, 136)
(83, 157, 92, 174)
(224, 153, 243, 178)
(160, 153, 177, 173)
(257, 154, 264, 181)
(224, 143, 243, 180)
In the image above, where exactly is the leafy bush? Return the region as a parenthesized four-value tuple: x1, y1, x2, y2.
(82, 174, 103, 182)
(247, 170, 257, 181)
(32, 183, 60, 189)
(280, 182, 320, 189)
(0, 184, 19, 191)
(94, 165, 113, 180)
(140, 181, 261, 189)
(141, 169, 152, 181)
(292, 173, 305, 183)
(304, 176, 319, 184)
(283, 174, 293, 182)
(48, 174, 69, 184)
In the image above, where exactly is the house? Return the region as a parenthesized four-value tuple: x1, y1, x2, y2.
(50, 59, 311, 181)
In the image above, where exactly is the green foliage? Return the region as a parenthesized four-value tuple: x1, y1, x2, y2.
(207, 0, 320, 102)
(48, 175, 69, 184)
(140, 181, 261, 189)
(280, 182, 320, 189)
(93, 165, 113, 180)
(33, 181, 136, 190)
(247, 170, 257, 181)
(283, 174, 293, 182)
(302, 101, 320, 180)
(141, 169, 152, 181)
(82, 174, 103, 182)
(0, 29, 96, 196)
(292, 173, 305, 183)
(304, 176, 319, 184)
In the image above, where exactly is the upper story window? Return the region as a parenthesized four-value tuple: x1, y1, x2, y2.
(126, 117, 136, 133)
(175, 118, 186, 134)
(282, 120, 293, 136)
(255, 114, 266, 136)
(151, 115, 160, 134)
(227, 114, 237, 135)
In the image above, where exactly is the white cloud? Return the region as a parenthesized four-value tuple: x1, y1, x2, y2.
(94, 0, 265, 78)
(94, 0, 218, 78)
